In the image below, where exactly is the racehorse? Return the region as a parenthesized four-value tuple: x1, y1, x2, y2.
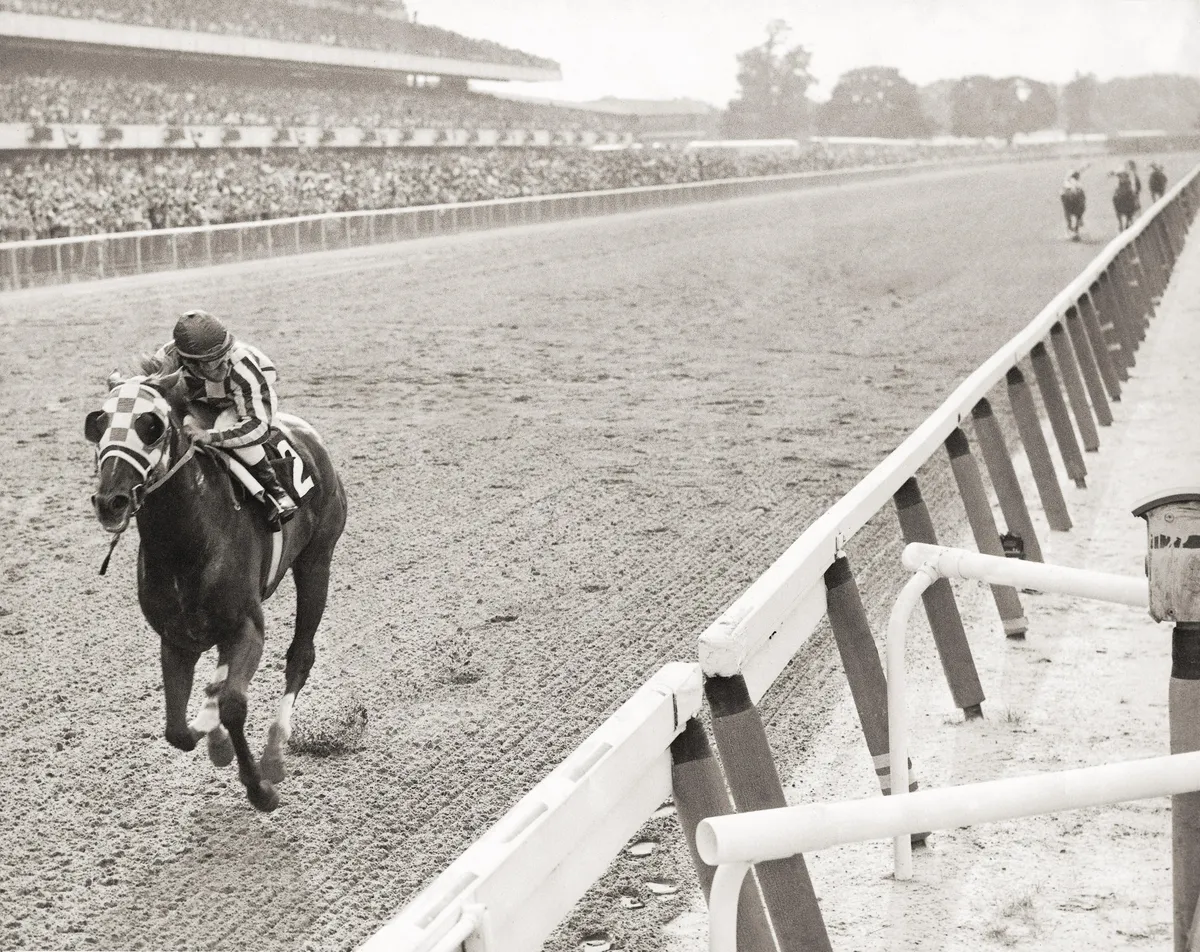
(1060, 185, 1086, 240)
(1111, 170, 1138, 231)
(85, 366, 348, 811)
(1149, 164, 1168, 203)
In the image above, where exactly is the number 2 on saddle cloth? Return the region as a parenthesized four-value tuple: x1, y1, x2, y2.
(226, 430, 316, 530)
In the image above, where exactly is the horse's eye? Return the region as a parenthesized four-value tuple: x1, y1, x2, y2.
(84, 410, 109, 444)
(134, 414, 166, 447)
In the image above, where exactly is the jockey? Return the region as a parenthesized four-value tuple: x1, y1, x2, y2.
(154, 310, 299, 523)
(1061, 166, 1086, 193)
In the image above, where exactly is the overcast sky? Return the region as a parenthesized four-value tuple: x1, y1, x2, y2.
(410, 0, 1200, 105)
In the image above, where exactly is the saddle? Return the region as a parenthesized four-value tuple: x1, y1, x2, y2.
(205, 427, 316, 530)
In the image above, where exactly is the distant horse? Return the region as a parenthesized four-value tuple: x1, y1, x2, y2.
(1112, 171, 1138, 231)
(1149, 164, 1168, 203)
(1060, 186, 1086, 240)
(85, 369, 348, 811)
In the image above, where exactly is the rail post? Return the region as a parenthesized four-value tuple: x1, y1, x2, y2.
(1133, 490, 1200, 952)
(1048, 321, 1101, 450)
(824, 556, 931, 820)
(1078, 289, 1122, 400)
(1095, 272, 1133, 378)
(971, 398, 1045, 562)
(893, 477, 985, 716)
(705, 674, 832, 951)
(944, 428, 1027, 637)
(669, 719, 776, 952)
(1006, 365, 1072, 531)
(1029, 341, 1087, 486)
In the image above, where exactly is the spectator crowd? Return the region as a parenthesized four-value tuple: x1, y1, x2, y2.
(0, 0, 558, 69)
(0, 144, 947, 241)
(0, 71, 634, 134)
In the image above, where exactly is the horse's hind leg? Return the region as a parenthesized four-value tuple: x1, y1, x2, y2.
(261, 555, 331, 784)
(219, 618, 279, 812)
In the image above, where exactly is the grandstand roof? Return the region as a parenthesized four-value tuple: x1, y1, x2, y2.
(0, 10, 562, 83)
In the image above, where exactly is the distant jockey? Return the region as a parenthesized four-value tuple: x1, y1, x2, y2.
(1060, 165, 1088, 238)
(153, 310, 299, 523)
(1149, 162, 1167, 203)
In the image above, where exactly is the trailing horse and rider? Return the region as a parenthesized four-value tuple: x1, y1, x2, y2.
(1111, 168, 1140, 231)
(85, 310, 348, 812)
(1060, 165, 1088, 240)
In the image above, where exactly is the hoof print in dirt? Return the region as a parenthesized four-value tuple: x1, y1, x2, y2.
(618, 894, 645, 910)
(579, 931, 613, 951)
(626, 839, 656, 857)
(644, 878, 679, 897)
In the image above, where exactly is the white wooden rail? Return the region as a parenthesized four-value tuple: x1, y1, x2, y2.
(358, 662, 702, 952)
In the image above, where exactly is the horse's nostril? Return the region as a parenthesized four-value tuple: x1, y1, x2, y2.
(109, 494, 130, 513)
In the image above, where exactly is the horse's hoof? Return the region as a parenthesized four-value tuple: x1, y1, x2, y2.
(260, 748, 287, 784)
(207, 728, 235, 768)
(247, 779, 280, 813)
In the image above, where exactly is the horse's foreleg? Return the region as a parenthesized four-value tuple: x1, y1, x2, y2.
(219, 620, 278, 812)
(187, 663, 234, 767)
(261, 557, 331, 784)
(161, 640, 202, 751)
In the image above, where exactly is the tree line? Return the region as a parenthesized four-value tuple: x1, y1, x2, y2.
(724, 20, 1200, 141)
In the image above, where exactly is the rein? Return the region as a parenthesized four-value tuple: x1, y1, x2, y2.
(98, 437, 200, 576)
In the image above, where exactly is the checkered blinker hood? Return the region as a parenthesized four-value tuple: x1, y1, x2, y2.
(86, 379, 174, 481)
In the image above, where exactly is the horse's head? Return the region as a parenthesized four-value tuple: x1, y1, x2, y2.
(84, 372, 185, 532)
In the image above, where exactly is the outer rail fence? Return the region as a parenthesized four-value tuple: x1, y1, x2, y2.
(360, 160, 1199, 952)
(0, 144, 1125, 293)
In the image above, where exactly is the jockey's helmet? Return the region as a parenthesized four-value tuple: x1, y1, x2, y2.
(174, 310, 233, 361)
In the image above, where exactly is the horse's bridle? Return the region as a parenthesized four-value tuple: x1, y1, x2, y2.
(94, 422, 201, 574)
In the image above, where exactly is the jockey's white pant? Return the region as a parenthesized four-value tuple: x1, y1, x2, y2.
(214, 408, 267, 465)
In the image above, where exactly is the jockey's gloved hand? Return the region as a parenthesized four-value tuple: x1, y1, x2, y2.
(183, 422, 213, 445)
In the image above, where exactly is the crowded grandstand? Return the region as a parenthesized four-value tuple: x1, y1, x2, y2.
(0, 0, 1179, 244)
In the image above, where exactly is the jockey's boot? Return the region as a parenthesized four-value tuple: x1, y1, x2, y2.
(246, 459, 299, 526)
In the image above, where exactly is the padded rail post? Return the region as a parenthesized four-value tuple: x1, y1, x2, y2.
(1049, 321, 1101, 450)
(705, 675, 832, 952)
(1070, 304, 1113, 427)
(1006, 366, 1072, 532)
(1133, 233, 1163, 310)
(1112, 254, 1148, 343)
(1123, 245, 1153, 331)
(1078, 289, 1122, 400)
(824, 556, 930, 827)
(944, 428, 1027, 638)
(1095, 271, 1135, 377)
(971, 398, 1045, 563)
(892, 477, 985, 717)
(670, 719, 776, 952)
(1173, 625, 1200, 952)
(1029, 341, 1087, 487)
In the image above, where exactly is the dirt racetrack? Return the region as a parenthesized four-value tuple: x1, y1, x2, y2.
(0, 155, 1189, 952)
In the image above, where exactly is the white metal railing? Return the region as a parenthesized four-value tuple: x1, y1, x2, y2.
(695, 543, 1191, 951)
(0, 148, 1108, 293)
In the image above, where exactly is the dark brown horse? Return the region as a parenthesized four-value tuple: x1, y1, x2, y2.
(85, 370, 347, 811)
(1112, 170, 1138, 231)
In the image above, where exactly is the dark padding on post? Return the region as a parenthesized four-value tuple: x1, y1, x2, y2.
(893, 477, 985, 717)
(1063, 304, 1113, 427)
(944, 428, 1027, 638)
(971, 398, 1045, 563)
(1049, 322, 1101, 451)
(671, 718, 776, 952)
(825, 556, 931, 835)
(1029, 342, 1087, 487)
(706, 675, 832, 952)
(1006, 366, 1072, 532)
(1078, 289, 1122, 400)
